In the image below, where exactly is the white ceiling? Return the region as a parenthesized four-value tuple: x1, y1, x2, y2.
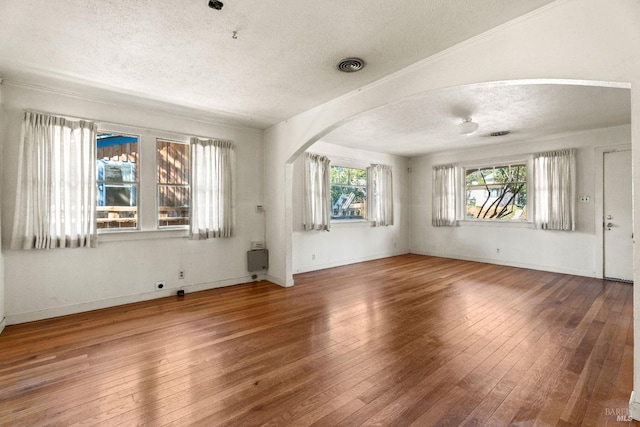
(0, 1, 630, 157)
(320, 82, 632, 156)
(0, 0, 555, 129)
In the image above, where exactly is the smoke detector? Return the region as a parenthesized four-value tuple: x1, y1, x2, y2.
(337, 57, 365, 73)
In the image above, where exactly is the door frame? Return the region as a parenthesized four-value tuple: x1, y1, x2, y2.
(595, 144, 632, 279)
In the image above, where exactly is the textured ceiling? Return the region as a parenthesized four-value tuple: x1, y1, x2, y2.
(0, 0, 555, 128)
(320, 83, 631, 156)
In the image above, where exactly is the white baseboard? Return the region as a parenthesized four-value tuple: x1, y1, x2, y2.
(630, 392, 640, 420)
(408, 249, 597, 278)
(294, 250, 410, 275)
(266, 274, 294, 288)
(6, 274, 266, 326)
(0, 318, 5, 335)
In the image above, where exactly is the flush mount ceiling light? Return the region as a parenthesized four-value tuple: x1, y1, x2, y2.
(459, 118, 479, 135)
(337, 57, 365, 73)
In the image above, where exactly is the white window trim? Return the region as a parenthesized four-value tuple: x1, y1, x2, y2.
(96, 122, 192, 240)
(156, 137, 190, 231)
(96, 128, 142, 233)
(460, 155, 534, 225)
(328, 157, 373, 225)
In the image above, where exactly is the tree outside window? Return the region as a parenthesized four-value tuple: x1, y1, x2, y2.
(465, 163, 527, 220)
(330, 166, 367, 220)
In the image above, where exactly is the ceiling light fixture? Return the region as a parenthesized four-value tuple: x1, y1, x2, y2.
(208, 0, 223, 10)
(459, 118, 479, 135)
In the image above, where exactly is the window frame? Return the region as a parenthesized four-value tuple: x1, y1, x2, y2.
(329, 160, 370, 224)
(96, 130, 141, 232)
(96, 122, 193, 240)
(460, 155, 534, 226)
(156, 138, 190, 230)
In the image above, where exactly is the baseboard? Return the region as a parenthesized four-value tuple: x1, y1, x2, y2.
(6, 274, 265, 326)
(266, 274, 294, 288)
(0, 318, 5, 335)
(409, 249, 597, 278)
(294, 250, 410, 274)
(630, 392, 640, 420)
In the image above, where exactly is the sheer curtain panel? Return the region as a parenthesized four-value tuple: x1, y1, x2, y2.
(189, 137, 235, 239)
(432, 164, 459, 226)
(303, 153, 331, 231)
(367, 164, 394, 226)
(534, 149, 576, 230)
(11, 111, 97, 249)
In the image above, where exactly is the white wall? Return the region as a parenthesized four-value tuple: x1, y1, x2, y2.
(0, 80, 5, 333)
(0, 83, 265, 324)
(292, 141, 410, 273)
(410, 125, 630, 277)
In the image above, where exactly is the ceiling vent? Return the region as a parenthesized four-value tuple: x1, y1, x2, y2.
(337, 57, 365, 73)
(489, 130, 511, 137)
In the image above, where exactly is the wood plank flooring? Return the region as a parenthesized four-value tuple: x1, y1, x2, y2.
(0, 254, 637, 426)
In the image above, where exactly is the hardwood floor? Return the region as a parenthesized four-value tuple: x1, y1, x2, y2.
(0, 254, 637, 426)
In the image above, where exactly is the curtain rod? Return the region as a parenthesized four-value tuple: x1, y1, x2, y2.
(23, 108, 233, 143)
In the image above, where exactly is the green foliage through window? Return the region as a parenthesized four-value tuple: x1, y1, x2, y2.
(330, 166, 367, 220)
(465, 163, 527, 220)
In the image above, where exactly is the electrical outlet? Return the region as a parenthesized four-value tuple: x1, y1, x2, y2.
(155, 281, 166, 291)
(496, 248, 500, 254)
(179, 270, 185, 280)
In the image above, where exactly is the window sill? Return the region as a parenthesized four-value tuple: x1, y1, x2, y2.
(331, 220, 373, 227)
(98, 228, 188, 242)
(460, 219, 534, 229)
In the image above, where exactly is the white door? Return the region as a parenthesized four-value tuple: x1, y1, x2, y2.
(603, 150, 633, 282)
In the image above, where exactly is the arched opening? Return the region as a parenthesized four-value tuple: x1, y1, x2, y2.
(287, 79, 631, 280)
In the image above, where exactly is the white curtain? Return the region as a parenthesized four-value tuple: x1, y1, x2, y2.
(11, 111, 97, 249)
(303, 153, 331, 231)
(534, 149, 576, 231)
(367, 164, 394, 226)
(432, 164, 459, 227)
(189, 137, 235, 239)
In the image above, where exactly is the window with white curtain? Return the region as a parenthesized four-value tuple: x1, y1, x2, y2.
(303, 153, 331, 230)
(367, 164, 393, 226)
(464, 162, 528, 221)
(330, 165, 367, 221)
(432, 164, 459, 227)
(189, 137, 235, 239)
(534, 149, 576, 230)
(12, 111, 98, 249)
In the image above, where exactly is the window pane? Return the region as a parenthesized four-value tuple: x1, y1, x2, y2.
(157, 139, 189, 185)
(158, 185, 190, 227)
(465, 164, 527, 220)
(157, 139, 190, 228)
(330, 166, 367, 220)
(96, 133, 139, 230)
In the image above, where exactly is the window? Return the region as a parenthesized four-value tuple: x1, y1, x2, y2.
(96, 133, 139, 230)
(465, 163, 527, 221)
(330, 166, 366, 220)
(157, 139, 190, 228)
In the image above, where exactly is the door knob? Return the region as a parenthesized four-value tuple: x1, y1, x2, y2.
(606, 223, 614, 228)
